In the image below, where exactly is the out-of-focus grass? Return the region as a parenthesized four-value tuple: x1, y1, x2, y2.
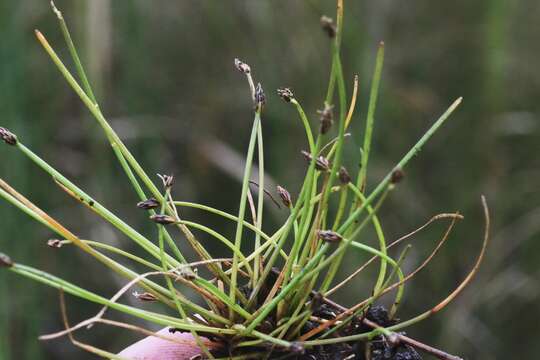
(0, 0, 539, 358)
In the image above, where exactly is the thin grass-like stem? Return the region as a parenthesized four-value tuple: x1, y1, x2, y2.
(355, 42, 385, 193)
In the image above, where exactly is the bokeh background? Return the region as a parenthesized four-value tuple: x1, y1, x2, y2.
(1, 1, 539, 359)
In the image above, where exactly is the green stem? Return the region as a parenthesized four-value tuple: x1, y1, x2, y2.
(51, 1, 97, 104)
(9, 264, 233, 333)
(346, 182, 388, 294)
(51, 3, 187, 265)
(157, 193, 214, 359)
(59, 240, 162, 271)
(291, 99, 316, 154)
(178, 220, 253, 275)
(245, 244, 329, 333)
(230, 112, 260, 316)
(15, 142, 179, 267)
(338, 97, 463, 235)
(253, 120, 265, 288)
(355, 42, 385, 193)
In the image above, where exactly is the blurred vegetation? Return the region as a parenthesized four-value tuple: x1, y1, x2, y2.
(0, 0, 538, 359)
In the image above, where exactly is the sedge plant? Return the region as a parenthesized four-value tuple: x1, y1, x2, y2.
(0, 1, 490, 359)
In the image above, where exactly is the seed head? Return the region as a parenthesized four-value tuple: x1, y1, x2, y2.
(47, 239, 63, 248)
(277, 87, 294, 103)
(150, 214, 176, 225)
(316, 156, 331, 171)
(137, 198, 160, 210)
(317, 230, 342, 243)
(317, 104, 334, 134)
(320, 16, 337, 38)
(255, 82, 266, 110)
(338, 166, 351, 184)
(158, 174, 174, 189)
(133, 291, 158, 302)
(301, 151, 331, 172)
(390, 168, 405, 184)
(0, 127, 17, 145)
(276, 185, 292, 208)
(234, 58, 251, 74)
(0, 253, 13, 268)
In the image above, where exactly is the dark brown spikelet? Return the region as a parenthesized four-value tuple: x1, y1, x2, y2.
(158, 174, 174, 189)
(137, 198, 160, 210)
(133, 291, 158, 302)
(339, 166, 351, 184)
(301, 151, 331, 172)
(320, 15, 337, 38)
(277, 87, 294, 102)
(234, 58, 251, 74)
(0, 127, 17, 145)
(318, 104, 334, 134)
(317, 230, 342, 243)
(276, 185, 292, 207)
(391, 168, 405, 184)
(150, 214, 176, 225)
(47, 239, 63, 248)
(316, 155, 331, 171)
(0, 253, 13, 268)
(255, 82, 266, 110)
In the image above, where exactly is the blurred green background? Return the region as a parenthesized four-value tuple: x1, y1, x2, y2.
(1, 1, 539, 359)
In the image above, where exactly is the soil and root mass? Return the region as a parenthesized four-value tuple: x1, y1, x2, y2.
(205, 299, 422, 359)
(0, 1, 489, 359)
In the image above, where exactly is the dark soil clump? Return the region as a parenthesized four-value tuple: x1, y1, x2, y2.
(207, 303, 423, 359)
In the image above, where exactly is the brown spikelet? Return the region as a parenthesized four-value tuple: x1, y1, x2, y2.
(317, 230, 342, 243)
(277, 88, 294, 103)
(150, 214, 176, 225)
(136, 198, 160, 210)
(0, 127, 17, 145)
(276, 185, 292, 207)
(234, 58, 251, 74)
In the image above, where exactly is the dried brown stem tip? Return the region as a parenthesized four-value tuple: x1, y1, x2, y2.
(301, 151, 331, 172)
(317, 230, 342, 243)
(136, 198, 160, 210)
(255, 83, 266, 110)
(47, 239, 63, 248)
(234, 58, 251, 74)
(0, 127, 18, 145)
(276, 185, 292, 208)
(318, 105, 334, 134)
(132, 291, 158, 302)
(320, 15, 337, 38)
(149, 214, 176, 225)
(338, 166, 351, 184)
(277, 88, 294, 102)
(158, 174, 174, 189)
(391, 168, 405, 184)
(0, 253, 13, 268)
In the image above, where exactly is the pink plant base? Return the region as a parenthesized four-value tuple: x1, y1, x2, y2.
(118, 328, 207, 360)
